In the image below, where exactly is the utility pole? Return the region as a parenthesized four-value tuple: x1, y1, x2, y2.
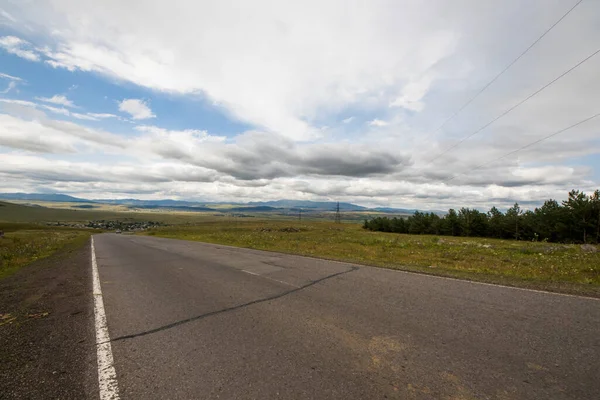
(334, 202, 341, 224)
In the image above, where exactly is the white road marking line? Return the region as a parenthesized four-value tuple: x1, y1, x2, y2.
(265, 276, 300, 288)
(91, 237, 121, 400)
(241, 269, 300, 288)
(241, 269, 259, 276)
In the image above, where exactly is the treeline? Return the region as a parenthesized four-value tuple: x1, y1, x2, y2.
(363, 190, 600, 244)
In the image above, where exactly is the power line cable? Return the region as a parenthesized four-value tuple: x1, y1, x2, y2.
(423, 46, 600, 165)
(442, 111, 600, 183)
(421, 0, 584, 143)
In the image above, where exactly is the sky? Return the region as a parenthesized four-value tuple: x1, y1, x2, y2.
(0, 0, 599, 210)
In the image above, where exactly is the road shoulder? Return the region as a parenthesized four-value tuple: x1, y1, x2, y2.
(0, 238, 97, 400)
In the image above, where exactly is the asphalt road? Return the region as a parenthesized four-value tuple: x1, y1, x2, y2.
(93, 233, 600, 400)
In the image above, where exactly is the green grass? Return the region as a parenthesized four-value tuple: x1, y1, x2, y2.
(144, 219, 600, 297)
(0, 224, 91, 279)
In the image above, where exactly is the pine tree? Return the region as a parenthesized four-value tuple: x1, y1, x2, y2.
(591, 190, 600, 243)
(487, 206, 504, 238)
(563, 190, 592, 243)
(446, 209, 459, 236)
(505, 203, 522, 240)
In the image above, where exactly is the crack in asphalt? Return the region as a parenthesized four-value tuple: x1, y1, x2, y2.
(109, 266, 359, 342)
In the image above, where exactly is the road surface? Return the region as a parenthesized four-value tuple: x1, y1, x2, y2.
(93, 233, 600, 399)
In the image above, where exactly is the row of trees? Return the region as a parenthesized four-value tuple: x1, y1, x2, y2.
(363, 190, 600, 243)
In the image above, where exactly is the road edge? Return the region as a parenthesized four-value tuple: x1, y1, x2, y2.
(91, 236, 121, 400)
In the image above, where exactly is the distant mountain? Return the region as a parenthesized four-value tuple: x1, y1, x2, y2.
(96, 198, 204, 207)
(247, 200, 368, 211)
(372, 207, 418, 213)
(131, 205, 216, 211)
(372, 207, 446, 215)
(0, 193, 419, 214)
(94, 198, 372, 211)
(0, 193, 92, 203)
(227, 206, 279, 212)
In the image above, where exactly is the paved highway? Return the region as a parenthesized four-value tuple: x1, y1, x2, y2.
(93, 233, 600, 399)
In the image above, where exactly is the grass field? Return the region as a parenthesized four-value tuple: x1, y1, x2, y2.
(0, 224, 91, 279)
(145, 219, 600, 297)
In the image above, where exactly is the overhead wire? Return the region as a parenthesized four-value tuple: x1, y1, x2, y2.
(442, 111, 600, 184)
(423, 46, 600, 166)
(390, 0, 593, 192)
(421, 0, 585, 143)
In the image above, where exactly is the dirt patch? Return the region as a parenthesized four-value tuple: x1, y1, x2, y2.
(0, 239, 96, 399)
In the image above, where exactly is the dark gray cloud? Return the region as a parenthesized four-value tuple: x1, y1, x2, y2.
(186, 132, 413, 180)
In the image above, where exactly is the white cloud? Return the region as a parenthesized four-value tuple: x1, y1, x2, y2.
(368, 119, 388, 127)
(0, 9, 17, 23)
(0, 72, 23, 94)
(87, 112, 119, 119)
(40, 104, 71, 116)
(71, 112, 99, 121)
(0, 105, 128, 149)
(0, 114, 77, 153)
(2, 1, 599, 144)
(389, 75, 433, 112)
(0, 36, 40, 61)
(118, 99, 155, 120)
(0, 97, 124, 123)
(0, 98, 37, 107)
(35, 94, 77, 108)
(0, 1, 599, 207)
(0, 72, 23, 81)
(0, 1, 464, 140)
(0, 154, 220, 186)
(135, 125, 225, 142)
(0, 81, 17, 94)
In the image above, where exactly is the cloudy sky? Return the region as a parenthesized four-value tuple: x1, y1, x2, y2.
(0, 0, 599, 209)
